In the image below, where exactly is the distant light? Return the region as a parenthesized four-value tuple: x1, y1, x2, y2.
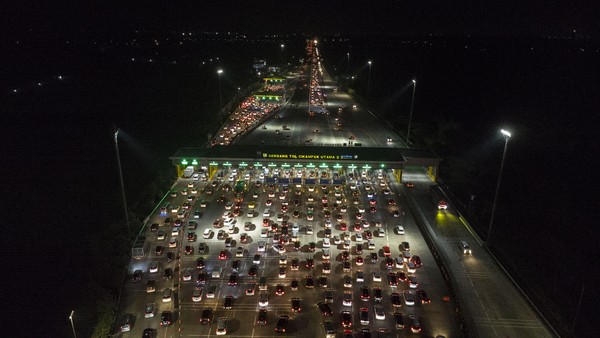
(281, 44, 284, 48)
(217, 69, 223, 74)
(58, 75, 63, 80)
(368, 61, 372, 65)
(13, 89, 18, 93)
(500, 129, 512, 138)
(131, 58, 135, 61)
(37, 82, 42, 86)
(412, 79, 416, 84)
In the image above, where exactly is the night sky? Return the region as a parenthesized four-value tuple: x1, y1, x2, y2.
(4, 0, 600, 38)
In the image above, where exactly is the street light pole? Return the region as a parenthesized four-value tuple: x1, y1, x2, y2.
(487, 129, 512, 243)
(280, 44, 285, 70)
(406, 79, 417, 144)
(217, 69, 223, 112)
(367, 60, 372, 100)
(113, 127, 130, 236)
(346, 53, 350, 77)
(69, 310, 77, 338)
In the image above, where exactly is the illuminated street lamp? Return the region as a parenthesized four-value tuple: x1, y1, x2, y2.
(487, 129, 512, 243)
(281, 44, 285, 69)
(367, 60, 372, 99)
(113, 128, 130, 236)
(346, 52, 350, 77)
(217, 69, 224, 111)
(69, 310, 77, 338)
(406, 79, 417, 144)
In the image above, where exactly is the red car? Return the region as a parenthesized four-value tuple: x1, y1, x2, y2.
(218, 250, 228, 260)
(383, 246, 391, 256)
(340, 222, 348, 231)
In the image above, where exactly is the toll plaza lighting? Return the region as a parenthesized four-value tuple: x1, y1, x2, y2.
(487, 128, 512, 243)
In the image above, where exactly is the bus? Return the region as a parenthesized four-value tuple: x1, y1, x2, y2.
(159, 202, 170, 216)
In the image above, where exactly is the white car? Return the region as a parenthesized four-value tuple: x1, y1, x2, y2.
(223, 218, 235, 226)
(322, 238, 331, 248)
(259, 292, 269, 307)
(343, 291, 353, 306)
(203, 229, 213, 239)
(403, 291, 415, 306)
(168, 238, 177, 248)
(182, 268, 192, 281)
(372, 271, 382, 282)
(261, 228, 269, 238)
(149, 261, 159, 273)
(395, 225, 405, 235)
(273, 244, 285, 253)
(407, 275, 418, 288)
(171, 228, 179, 236)
(374, 305, 385, 320)
(358, 206, 365, 213)
(355, 233, 363, 242)
(144, 303, 156, 318)
(258, 241, 266, 252)
(192, 288, 203, 302)
(236, 247, 244, 257)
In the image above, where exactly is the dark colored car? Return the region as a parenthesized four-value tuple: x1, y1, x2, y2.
(305, 275, 315, 288)
(200, 309, 212, 324)
(275, 315, 289, 333)
(291, 298, 301, 312)
(417, 289, 431, 304)
(228, 273, 238, 286)
(160, 311, 172, 326)
(257, 309, 268, 325)
(163, 268, 173, 280)
(142, 329, 156, 338)
(133, 270, 142, 282)
(360, 286, 370, 300)
(317, 302, 332, 316)
(223, 295, 234, 309)
(196, 257, 206, 269)
(341, 310, 353, 327)
(155, 246, 164, 255)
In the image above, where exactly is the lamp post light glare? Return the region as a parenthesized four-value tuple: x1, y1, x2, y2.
(217, 69, 224, 112)
(281, 44, 285, 69)
(367, 60, 372, 100)
(69, 310, 77, 338)
(346, 52, 350, 77)
(406, 79, 417, 144)
(113, 128, 130, 236)
(487, 128, 512, 243)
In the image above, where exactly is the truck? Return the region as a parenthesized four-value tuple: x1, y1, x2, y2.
(183, 166, 194, 178)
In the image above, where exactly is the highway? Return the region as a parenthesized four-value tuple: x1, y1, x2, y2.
(115, 39, 557, 338)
